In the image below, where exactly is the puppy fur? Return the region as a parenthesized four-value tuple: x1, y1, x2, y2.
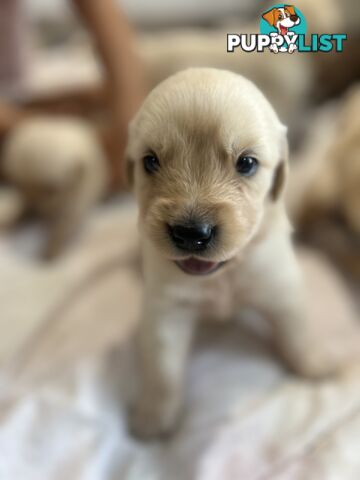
(125, 68, 352, 438)
(2, 117, 108, 258)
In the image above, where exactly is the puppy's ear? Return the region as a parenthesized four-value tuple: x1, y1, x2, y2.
(270, 126, 289, 201)
(284, 5, 296, 16)
(262, 8, 276, 26)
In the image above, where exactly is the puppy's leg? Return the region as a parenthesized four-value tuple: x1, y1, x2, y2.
(259, 247, 360, 377)
(129, 295, 196, 438)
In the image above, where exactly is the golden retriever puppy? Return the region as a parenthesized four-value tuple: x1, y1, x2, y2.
(125, 68, 358, 438)
(2, 117, 108, 258)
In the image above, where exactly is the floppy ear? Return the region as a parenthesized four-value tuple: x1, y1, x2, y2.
(262, 8, 276, 26)
(270, 128, 289, 201)
(285, 5, 296, 15)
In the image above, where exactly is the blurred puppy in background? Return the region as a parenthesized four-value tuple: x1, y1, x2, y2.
(288, 84, 360, 279)
(125, 68, 357, 439)
(2, 117, 108, 259)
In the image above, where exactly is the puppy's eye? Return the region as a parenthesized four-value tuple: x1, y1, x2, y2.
(236, 155, 259, 177)
(143, 153, 160, 174)
(278, 14, 283, 19)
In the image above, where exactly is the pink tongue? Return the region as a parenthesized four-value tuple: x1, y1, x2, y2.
(280, 25, 288, 35)
(177, 258, 217, 275)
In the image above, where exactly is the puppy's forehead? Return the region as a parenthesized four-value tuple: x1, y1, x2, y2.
(131, 69, 283, 159)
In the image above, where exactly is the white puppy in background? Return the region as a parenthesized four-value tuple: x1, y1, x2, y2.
(2, 117, 108, 259)
(125, 68, 360, 439)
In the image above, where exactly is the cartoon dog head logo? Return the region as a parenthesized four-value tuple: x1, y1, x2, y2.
(262, 5, 300, 35)
(261, 4, 305, 53)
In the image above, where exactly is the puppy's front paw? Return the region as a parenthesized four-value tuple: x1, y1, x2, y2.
(128, 398, 181, 440)
(283, 336, 360, 379)
(288, 350, 340, 378)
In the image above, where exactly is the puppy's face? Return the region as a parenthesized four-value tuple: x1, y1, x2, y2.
(126, 69, 287, 275)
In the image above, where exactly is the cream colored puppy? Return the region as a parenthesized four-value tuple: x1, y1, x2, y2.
(2, 117, 108, 258)
(125, 68, 356, 438)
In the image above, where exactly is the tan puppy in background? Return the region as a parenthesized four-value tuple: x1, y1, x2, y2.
(289, 85, 360, 236)
(125, 68, 356, 438)
(2, 117, 108, 259)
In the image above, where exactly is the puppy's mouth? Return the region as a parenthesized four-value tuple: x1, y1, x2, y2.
(280, 25, 288, 35)
(175, 257, 225, 276)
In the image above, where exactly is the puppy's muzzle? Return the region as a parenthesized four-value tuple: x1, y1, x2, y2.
(167, 222, 215, 252)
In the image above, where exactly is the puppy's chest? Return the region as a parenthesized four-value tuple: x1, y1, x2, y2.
(198, 269, 248, 323)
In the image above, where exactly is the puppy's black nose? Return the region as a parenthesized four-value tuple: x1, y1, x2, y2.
(168, 223, 214, 251)
(290, 14, 298, 21)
